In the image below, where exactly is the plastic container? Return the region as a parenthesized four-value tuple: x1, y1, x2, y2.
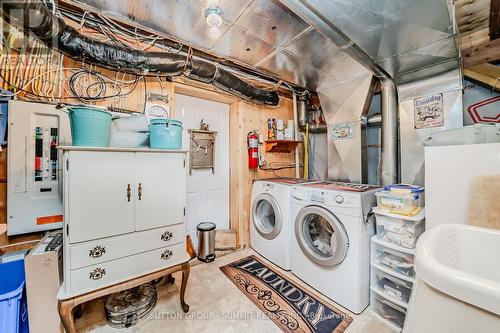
(109, 130, 149, 148)
(374, 208, 425, 249)
(68, 106, 112, 147)
(0, 259, 29, 333)
(375, 191, 422, 214)
(149, 118, 182, 149)
(373, 267, 413, 304)
(372, 238, 415, 278)
(371, 291, 407, 329)
(111, 115, 149, 132)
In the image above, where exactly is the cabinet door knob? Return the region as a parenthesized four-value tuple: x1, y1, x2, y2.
(89, 267, 106, 280)
(138, 183, 142, 200)
(161, 249, 173, 260)
(127, 184, 131, 202)
(161, 230, 173, 242)
(89, 246, 106, 258)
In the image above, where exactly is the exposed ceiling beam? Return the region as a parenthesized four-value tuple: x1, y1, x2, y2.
(491, 0, 500, 39)
(462, 37, 500, 67)
(464, 63, 500, 92)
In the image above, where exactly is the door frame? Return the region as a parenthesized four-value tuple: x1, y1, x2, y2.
(173, 82, 241, 243)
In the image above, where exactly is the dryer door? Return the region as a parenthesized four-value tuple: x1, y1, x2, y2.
(252, 193, 283, 240)
(295, 206, 349, 267)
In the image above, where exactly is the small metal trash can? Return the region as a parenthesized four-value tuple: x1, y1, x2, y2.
(197, 222, 216, 262)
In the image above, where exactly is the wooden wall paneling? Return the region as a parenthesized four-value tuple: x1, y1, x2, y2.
(491, 0, 500, 39)
(234, 97, 301, 246)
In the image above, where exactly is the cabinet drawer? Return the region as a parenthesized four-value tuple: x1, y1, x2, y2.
(69, 224, 185, 269)
(69, 243, 186, 295)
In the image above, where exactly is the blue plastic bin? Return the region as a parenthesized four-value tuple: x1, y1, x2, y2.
(68, 106, 112, 147)
(0, 259, 29, 333)
(150, 118, 183, 149)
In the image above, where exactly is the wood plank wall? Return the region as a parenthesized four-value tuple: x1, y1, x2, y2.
(229, 97, 301, 247)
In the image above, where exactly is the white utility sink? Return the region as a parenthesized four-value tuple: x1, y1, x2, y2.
(404, 224, 500, 333)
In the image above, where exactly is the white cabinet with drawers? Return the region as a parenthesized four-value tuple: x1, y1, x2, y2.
(57, 147, 188, 299)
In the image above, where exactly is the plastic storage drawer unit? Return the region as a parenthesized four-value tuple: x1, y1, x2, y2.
(374, 208, 425, 249)
(373, 267, 414, 304)
(371, 239, 415, 278)
(375, 191, 422, 214)
(371, 292, 407, 329)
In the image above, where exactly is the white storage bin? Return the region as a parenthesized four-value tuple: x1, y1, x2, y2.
(111, 115, 149, 132)
(371, 238, 415, 278)
(372, 266, 413, 304)
(109, 130, 149, 148)
(374, 208, 425, 249)
(371, 291, 406, 329)
(375, 191, 422, 214)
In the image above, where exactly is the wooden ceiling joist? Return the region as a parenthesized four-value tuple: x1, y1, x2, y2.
(462, 37, 500, 67)
(491, 0, 500, 39)
(464, 63, 500, 93)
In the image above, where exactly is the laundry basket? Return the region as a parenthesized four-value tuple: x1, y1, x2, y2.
(68, 106, 112, 147)
(403, 224, 500, 333)
(0, 259, 29, 333)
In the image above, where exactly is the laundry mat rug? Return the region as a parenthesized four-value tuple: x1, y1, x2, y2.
(220, 255, 352, 333)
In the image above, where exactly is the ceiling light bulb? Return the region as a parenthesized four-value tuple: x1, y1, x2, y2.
(205, 7, 222, 28)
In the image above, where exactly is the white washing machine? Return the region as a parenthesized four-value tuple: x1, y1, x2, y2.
(250, 178, 317, 270)
(290, 182, 380, 314)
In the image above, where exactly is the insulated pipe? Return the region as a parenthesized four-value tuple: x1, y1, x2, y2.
(380, 81, 398, 185)
(297, 95, 308, 128)
(0, 0, 279, 105)
(293, 93, 300, 178)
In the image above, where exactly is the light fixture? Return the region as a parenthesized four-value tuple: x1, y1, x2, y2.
(205, 7, 222, 28)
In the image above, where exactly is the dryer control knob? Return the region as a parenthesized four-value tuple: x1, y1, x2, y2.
(335, 195, 344, 204)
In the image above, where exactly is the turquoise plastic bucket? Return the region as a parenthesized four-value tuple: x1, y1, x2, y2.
(150, 118, 183, 149)
(68, 107, 112, 147)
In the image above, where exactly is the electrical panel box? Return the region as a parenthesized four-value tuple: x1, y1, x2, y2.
(7, 101, 71, 235)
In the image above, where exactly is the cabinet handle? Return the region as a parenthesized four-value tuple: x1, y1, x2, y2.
(89, 267, 106, 280)
(161, 249, 173, 260)
(138, 183, 142, 200)
(161, 230, 173, 242)
(89, 245, 106, 258)
(127, 184, 131, 202)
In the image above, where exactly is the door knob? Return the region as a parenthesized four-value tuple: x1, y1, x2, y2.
(127, 184, 131, 202)
(138, 183, 142, 200)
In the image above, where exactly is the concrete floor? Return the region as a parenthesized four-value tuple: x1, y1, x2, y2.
(77, 248, 398, 333)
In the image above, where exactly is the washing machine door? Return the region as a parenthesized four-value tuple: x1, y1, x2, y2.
(252, 193, 282, 240)
(295, 206, 349, 267)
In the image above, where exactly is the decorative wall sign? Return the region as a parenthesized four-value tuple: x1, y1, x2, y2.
(330, 122, 355, 140)
(189, 129, 217, 175)
(414, 94, 444, 129)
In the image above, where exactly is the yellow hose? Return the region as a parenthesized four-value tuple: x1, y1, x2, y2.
(303, 123, 309, 179)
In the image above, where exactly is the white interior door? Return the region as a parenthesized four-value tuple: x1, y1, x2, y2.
(134, 153, 185, 231)
(174, 93, 230, 246)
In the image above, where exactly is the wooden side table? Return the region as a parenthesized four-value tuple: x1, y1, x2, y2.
(58, 261, 190, 333)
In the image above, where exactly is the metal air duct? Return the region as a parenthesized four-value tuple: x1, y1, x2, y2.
(380, 81, 398, 185)
(318, 74, 377, 183)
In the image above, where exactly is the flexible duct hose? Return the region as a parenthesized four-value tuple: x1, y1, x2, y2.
(0, 0, 279, 105)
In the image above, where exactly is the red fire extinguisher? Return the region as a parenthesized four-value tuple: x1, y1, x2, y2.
(247, 132, 259, 169)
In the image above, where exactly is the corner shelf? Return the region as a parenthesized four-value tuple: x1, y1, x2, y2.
(264, 140, 301, 153)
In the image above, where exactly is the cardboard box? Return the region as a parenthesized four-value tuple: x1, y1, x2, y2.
(24, 230, 64, 333)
